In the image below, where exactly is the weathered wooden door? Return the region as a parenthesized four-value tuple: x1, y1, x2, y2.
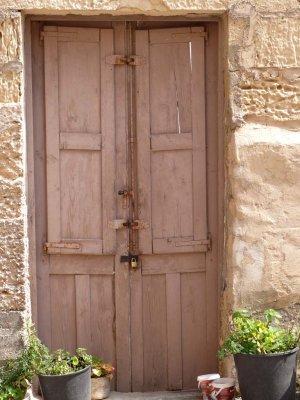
(39, 22, 218, 392)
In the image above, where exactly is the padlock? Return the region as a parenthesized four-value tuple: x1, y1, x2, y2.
(131, 257, 138, 268)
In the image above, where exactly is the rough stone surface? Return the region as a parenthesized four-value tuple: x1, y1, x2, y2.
(0, 311, 24, 360)
(0, 11, 28, 360)
(254, 18, 300, 68)
(0, 13, 22, 103)
(0, 239, 27, 312)
(0, 0, 299, 13)
(236, 69, 300, 122)
(0, 0, 299, 386)
(227, 124, 300, 309)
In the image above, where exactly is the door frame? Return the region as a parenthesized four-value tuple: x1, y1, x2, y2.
(24, 15, 225, 390)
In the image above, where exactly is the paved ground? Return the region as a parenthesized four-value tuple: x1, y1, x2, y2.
(28, 389, 200, 399)
(28, 388, 300, 399)
(109, 392, 200, 400)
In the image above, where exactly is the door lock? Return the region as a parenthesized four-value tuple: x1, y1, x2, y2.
(120, 255, 139, 269)
(131, 257, 138, 268)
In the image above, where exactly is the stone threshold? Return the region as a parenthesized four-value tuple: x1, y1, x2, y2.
(109, 391, 200, 400)
(27, 389, 300, 399)
(28, 389, 200, 399)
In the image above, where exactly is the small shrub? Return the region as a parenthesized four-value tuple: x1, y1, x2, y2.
(218, 309, 300, 360)
(39, 348, 93, 376)
(0, 324, 49, 400)
(91, 358, 114, 380)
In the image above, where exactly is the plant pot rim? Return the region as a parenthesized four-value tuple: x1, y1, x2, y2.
(234, 347, 299, 358)
(39, 365, 90, 378)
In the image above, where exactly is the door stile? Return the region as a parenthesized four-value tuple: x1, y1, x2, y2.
(191, 27, 207, 242)
(32, 21, 52, 349)
(113, 22, 131, 392)
(204, 24, 220, 372)
(44, 28, 61, 244)
(101, 29, 117, 254)
(136, 30, 152, 256)
(131, 29, 150, 391)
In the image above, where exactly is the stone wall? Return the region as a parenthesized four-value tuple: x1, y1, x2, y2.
(0, 0, 299, 369)
(0, 10, 28, 362)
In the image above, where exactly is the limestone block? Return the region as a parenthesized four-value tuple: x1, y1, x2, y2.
(0, 239, 27, 312)
(0, 72, 21, 103)
(0, 219, 24, 239)
(233, 69, 300, 122)
(0, 12, 21, 62)
(0, 0, 299, 13)
(0, 12, 22, 102)
(227, 124, 300, 309)
(0, 0, 226, 12)
(0, 181, 23, 219)
(229, 0, 300, 13)
(0, 105, 23, 180)
(0, 104, 23, 220)
(0, 311, 24, 360)
(254, 17, 300, 68)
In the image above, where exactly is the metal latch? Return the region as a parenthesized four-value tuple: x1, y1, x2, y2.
(106, 55, 146, 66)
(43, 242, 80, 253)
(123, 220, 149, 230)
(108, 220, 149, 230)
(118, 189, 133, 209)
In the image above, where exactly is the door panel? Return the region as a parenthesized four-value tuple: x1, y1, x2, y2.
(136, 27, 208, 255)
(44, 26, 116, 256)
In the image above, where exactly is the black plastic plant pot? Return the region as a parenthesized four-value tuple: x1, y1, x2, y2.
(38, 366, 91, 400)
(234, 347, 299, 400)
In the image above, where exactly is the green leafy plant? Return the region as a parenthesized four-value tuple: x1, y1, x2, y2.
(91, 358, 114, 380)
(39, 348, 93, 376)
(0, 323, 49, 400)
(218, 309, 300, 360)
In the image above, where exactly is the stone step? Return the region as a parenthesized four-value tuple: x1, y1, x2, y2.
(109, 391, 200, 400)
(28, 390, 200, 400)
(28, 388, 300, 400)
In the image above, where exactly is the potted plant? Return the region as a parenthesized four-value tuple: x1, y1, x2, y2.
(38, 348, 92, 400)
(0, 324, 48, 400)
(91, 359, 114, 400)
(218, 309, 300, 400)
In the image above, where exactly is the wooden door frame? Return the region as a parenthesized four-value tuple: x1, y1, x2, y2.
(24, 15, 225, 389)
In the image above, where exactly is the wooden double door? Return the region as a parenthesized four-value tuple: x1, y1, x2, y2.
(35, 21, 219, 392)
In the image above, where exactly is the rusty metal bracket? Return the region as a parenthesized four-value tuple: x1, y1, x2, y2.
(123, 220, 149, 230)
(106, 55, 146, 66)
(43, 242, 80, 253)
(109, 219, 149, 230)
(108, 219, 127, 230)
(120, 255, 139, 263)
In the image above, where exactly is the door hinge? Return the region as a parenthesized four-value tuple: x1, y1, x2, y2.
(106, 55, 146, 66)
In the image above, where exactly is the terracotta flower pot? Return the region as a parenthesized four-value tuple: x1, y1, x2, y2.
(91, 377, 111, 400)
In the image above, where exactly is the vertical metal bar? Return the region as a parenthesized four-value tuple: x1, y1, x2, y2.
(127, 22, 139, 256)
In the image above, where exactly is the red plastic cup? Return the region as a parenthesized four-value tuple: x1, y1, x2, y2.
(197, 374, 220, 400)
(210, 378, 235, 400)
